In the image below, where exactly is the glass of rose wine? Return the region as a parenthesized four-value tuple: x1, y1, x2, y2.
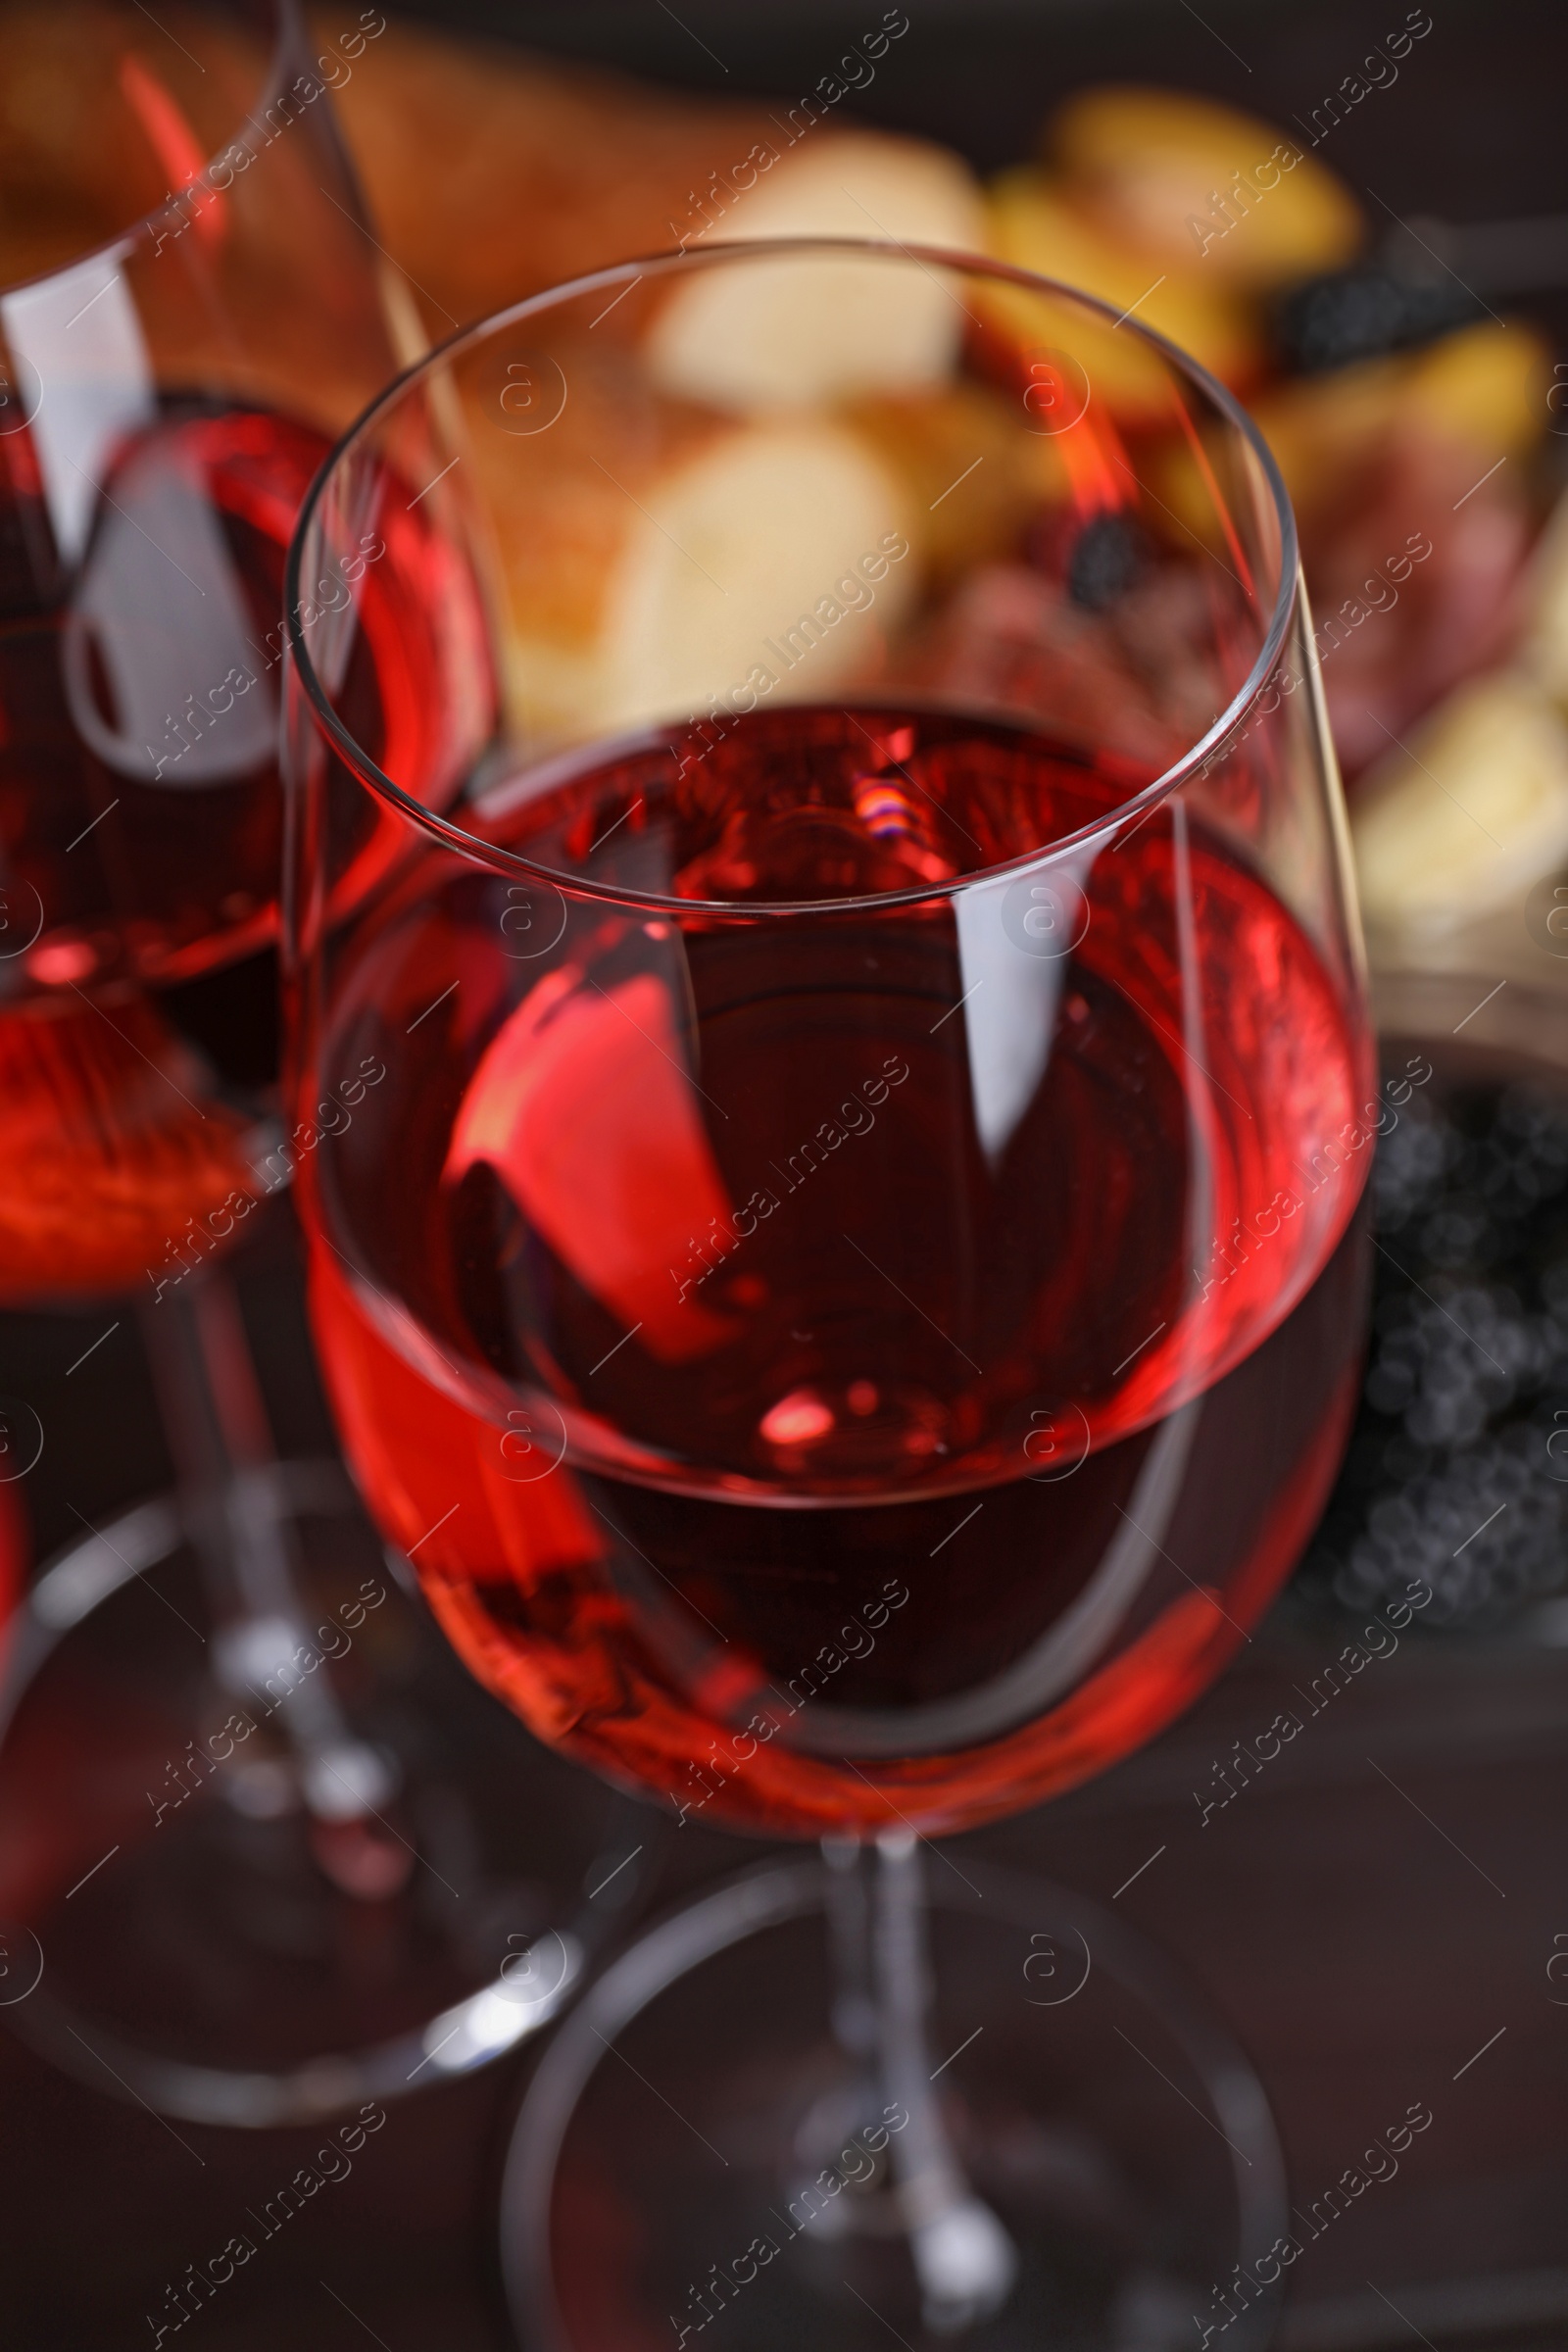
(284, 240, 1373, 2342)
(0, 0, 638, 2132)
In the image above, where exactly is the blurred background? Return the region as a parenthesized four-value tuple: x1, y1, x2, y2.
(4, 2, 1567, 2345)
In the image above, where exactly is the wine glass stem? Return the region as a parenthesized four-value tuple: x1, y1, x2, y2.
(822, 1830, 1019, 2332)
(138, 1264, 392, 1823)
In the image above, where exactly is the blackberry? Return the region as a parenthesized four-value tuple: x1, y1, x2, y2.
(1297, 1074, 1568, 1631)
(1272, 267, 1481, 374)
(1065, 513, 1149, 612)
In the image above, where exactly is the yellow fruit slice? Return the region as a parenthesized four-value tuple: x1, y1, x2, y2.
(983, 169, 1261, 426)
(1047, 83, 1363, 290)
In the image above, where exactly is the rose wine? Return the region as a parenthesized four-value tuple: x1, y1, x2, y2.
(0, 399, 415, 1300)
(301, 704, 1371, 1837)
(0, 401, 329, 986)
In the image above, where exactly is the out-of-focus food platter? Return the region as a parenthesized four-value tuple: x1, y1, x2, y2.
(317, 18, 1568, 1017)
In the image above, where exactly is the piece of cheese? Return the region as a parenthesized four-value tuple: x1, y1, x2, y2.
(1352, 671, 1568, 939)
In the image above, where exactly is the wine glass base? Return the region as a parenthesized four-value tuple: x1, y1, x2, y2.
(0, 1463, 651, 2127)
(502, 1856, 1286, 2352)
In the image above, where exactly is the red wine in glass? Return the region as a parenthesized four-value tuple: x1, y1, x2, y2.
(302, 701, 1371, 1838)
(0, 397, 416, 1299)
(0, 0, 632, 2139)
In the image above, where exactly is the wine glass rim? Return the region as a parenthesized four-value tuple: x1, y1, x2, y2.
(0, 0, 304, 307)
(285, 236, 1302, 917)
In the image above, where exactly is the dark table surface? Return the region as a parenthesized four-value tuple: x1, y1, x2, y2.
(6, 1210, 1567, 2351)
(6, 3, 1568, 2346)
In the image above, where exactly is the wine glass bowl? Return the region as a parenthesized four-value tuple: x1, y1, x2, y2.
(0, 0, 401, 1301)
(285, 241, 1374, 1842)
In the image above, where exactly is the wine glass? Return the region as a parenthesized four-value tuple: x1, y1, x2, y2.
(0, 0, 641, 2130)
(283, 240, 1372, 2340)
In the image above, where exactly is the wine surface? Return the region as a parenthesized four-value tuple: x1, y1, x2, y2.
(303, 704, 1371, 1836)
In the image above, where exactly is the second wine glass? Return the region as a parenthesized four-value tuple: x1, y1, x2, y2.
(0, 0, 639, 2130)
